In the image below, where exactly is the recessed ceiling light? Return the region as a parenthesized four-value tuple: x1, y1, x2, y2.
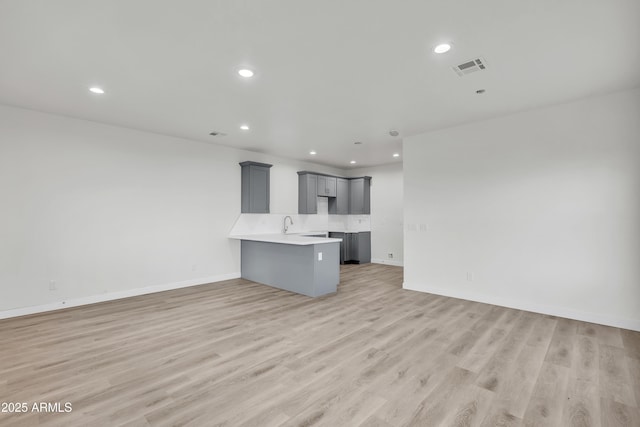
(354, 141, 363, 145)
(393, 153, 400, 158)
(309, 151, 317, 155)
(240, 124, 250, 130)
(434, 43, 451, 54)
(389, 130, 400, 137)
(476, 89, 486, 94)
(350, 160, 357, 164)
(238, 69, 254, 78)
(89, 87, 104, 94)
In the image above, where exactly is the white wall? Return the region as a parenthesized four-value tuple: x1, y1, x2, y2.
(0, 105, 343, 316)
(348, 162, 404, 266)
(403, 88, 640, 331)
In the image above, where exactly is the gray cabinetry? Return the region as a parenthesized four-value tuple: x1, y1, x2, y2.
(328, 178, 349, 215)
(298, 173, 318, 214)
(356, 232, 371, 264)
(317, 175, 337, 197)
(241, 240, 339, 297)
(328, 232, 346, 263)
(328, 231, 371, 264)
(298, 171, 370, 215)
(240, 161, 272, 213)
(349, 177, 371, 214)
(347, 233, 358, 261)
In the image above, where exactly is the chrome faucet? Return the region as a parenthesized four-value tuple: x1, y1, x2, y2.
(283, 215, 294, 234)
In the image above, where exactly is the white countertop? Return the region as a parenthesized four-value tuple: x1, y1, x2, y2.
(229, 233, 342, 246)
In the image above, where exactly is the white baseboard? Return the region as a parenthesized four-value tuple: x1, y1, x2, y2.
(371, 258, 404, 267)
(0, 272, 241, 320)
(403, 281, 640, 332)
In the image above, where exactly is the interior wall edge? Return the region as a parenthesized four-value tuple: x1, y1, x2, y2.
(403, 281, 640, 332)
(371, 259, 404, 267)
(0, 272, 241, 321)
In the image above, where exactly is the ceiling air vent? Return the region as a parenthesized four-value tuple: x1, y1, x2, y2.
(452, 57, 487, 77)
(209, 131, 227, 137)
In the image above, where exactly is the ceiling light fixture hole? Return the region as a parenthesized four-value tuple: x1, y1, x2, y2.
(434, 43, 451, 54)
(238, 69, 254, 78)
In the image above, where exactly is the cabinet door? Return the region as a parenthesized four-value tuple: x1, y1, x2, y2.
(363, 177, 371, 214)
(240, 161, 271, 213)
(316, 175, 327, 196)
(325, 177, 337, 197)
(329, 178, 348, 214)
(349, 178, 365, 214)
(348, 177, 371, 214)
(336, 178, 348, 213)
(250, 167, 269, 213)
(328, 232, 346, 264)
(316, 175, 337, 197)
(342, 232, 352, 262)
(357, 232, 371, 264)
(298, 174, 318, 214)
(348, 233, 359, 261)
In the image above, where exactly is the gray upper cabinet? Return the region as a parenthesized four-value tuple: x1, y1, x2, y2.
(298, 173, 318, 214)
(240, 161, 272, 213)
(298, 171, 370, 215)
(349, 177, 371, 214)
(328, 178, 349, 215)
(317, 175, 337, 197)
(326, 177, 337, 197)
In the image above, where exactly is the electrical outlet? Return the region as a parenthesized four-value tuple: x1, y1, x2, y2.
(467, 272, 474, 282)
(191, 264, 197, 271)
(419, 224, 428, 232)
(49, 280, 57, 291)
(388, 253, 394, 259)
(318, 252, 323, 261)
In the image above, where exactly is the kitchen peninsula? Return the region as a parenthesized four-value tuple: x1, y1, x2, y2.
(229, 233, 341, 297)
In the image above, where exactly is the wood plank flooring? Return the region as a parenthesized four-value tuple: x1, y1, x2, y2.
(0, 264, 639, 426)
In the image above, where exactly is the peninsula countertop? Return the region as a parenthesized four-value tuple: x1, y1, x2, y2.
(229, 233, 342, 246)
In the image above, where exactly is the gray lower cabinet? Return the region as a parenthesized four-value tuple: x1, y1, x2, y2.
(328, 231, 371, 264)
(240, 161, 272, 213)
(349, 177, 371, 214)
(298, 173, 318, 214)
(241, 240, 339, 297)
(347, 233, 358, 261)
(328, 178, 349, 215)
(356, 232, 371, 264)
(328, 232, 345, 263)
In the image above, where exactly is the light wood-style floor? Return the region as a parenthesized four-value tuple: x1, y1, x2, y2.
(1, 264, 639, 427)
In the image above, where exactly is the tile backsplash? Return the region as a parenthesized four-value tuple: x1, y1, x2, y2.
(229, 196, 371, 235)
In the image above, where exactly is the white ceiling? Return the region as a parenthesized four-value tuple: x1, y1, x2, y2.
(1, 1, 639, 168)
